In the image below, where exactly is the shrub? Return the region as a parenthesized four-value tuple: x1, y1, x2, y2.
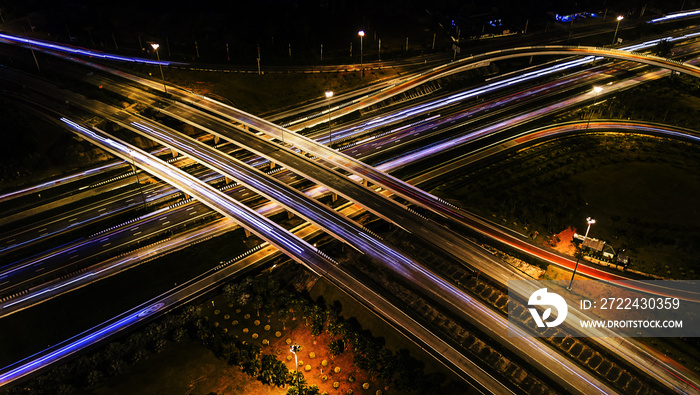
(334, 366, 341, 373)
(321, 360, 328, 367)
(305, 365, 312, 372)
(362, 383, 370, 390)
(333, 381, 340, 389)
(309, 352, 316, 359)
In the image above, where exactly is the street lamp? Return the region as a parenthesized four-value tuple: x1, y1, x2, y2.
(358, 30, 365, 79)
(612, 15, 623, 45)
(568, 217, 595, 290)
(325, 91, 333, 145)
(150, 43, 167, 94)
(586, 86, 603, 130)
(290, 343, 301, 394)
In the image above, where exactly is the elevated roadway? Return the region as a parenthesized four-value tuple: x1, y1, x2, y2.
(1, 33, 700, 392)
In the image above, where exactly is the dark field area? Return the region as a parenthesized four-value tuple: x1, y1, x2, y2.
(435, 133, 700, 278)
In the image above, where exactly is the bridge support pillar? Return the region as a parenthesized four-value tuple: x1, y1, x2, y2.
(244, 229, 251, 238)
(331, 193, 337, 202)
(225, 177, 231, 184)
(214, 135, 219, 146)
(287, 211, 294, 219)
(362, 179, 369, 187)
(171, 148, 178, 158)
(269, 161, 276, 170)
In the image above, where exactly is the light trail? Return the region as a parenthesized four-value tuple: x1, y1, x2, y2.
(0, 33, 179, 66)
(649, 9, 700, 23)
(319, 34, 697, 144)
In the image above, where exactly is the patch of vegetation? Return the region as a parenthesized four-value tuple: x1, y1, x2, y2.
(602, 76, 700, 128)
(4, 271, 465, 395)
(218, 275, 462, 394)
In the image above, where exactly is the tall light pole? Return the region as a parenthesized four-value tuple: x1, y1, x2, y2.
(150, 43, 167, 94)
(325, 91, 333, 145)
(568, 217, 595, 290)
(612, 15, 623, 45)
(358, 30, 365, 79)
(586, 86, 603, 130)
(290, 343, 301, 394)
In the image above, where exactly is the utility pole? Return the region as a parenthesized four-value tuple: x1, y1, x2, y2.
(358, 30, 364, 79)
(257, 44, 261, 75)
(29, 44, 40, 71)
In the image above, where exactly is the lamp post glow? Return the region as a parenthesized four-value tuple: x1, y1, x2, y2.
(568, 217, 596, 290)
(290, 343, 301, 394)
(612, 16, 623, 45)
(586, 86, 603, 130)
(150, 43, 167, 94)
(325, 91, 333, 145)
(358, 30, 365, 79)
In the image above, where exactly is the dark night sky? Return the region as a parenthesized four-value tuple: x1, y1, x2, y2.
(2, 0, 687, 63)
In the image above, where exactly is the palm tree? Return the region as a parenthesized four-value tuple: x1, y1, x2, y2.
(259, 354, 277, 385)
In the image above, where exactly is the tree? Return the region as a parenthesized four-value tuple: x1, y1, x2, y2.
(286, 371, 307, 395)
(278, 307, 290, 330)
(108, 359, 124, 376)
(85, 370, 103, 387)
(259, 354, 288, 387)
(328, 340, 342, 357)
(253, 294, 264, 317)
(655, 39, 674, 57)
(172, 326, 187, 343)
(131, 349, 147, 365)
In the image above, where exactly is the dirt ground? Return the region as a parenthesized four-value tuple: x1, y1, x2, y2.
(548, 227, 577, 256)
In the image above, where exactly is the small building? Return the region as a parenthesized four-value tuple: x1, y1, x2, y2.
(582, 237, 605, 252)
